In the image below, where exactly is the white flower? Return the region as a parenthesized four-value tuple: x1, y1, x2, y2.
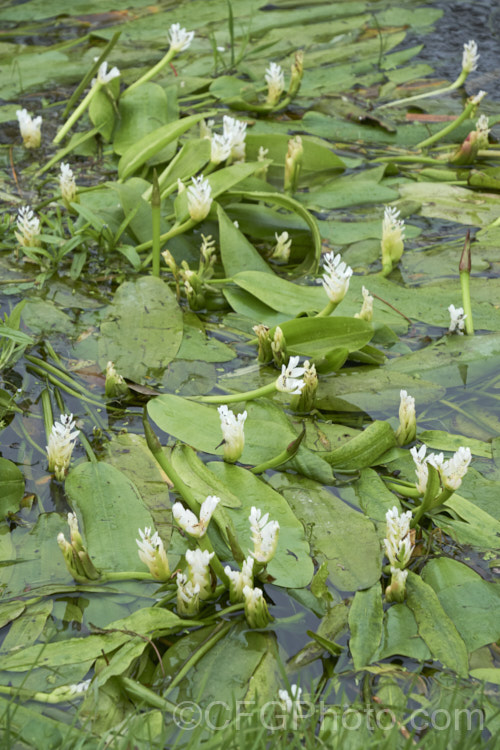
(249, 506, 280, 563)
(187, 175, 212, 221)
(321, 252, 353, 304)
(354, 286, 373, 322)
(168, 23, 195, 53)
(272, 231, 292, 263)
(218, 405, 247, 463)
(94, 61, 120, 85)
(59, 163, 77, 204)
(396, 389, 416, 446)
(243, 584, 272, 628)
(136, 527, 170, 580)
(46, 414, 79, 481)
(265, 62, 285, 104)
(381, 206, 405, 272)
(462, 40, 479, 75)
(276, 355, 306, 395)
(210, 133, 231, 164)
(185, 548, 214, 599)
(448, 304, 467, 334)
(386, 566, 408, 602)
(222, 115, 247, 162)
(384, 506, 414, 569)
(224, 556, 254, 603)
(68, 680, 91, 696)
(172, 495, 220, 538)
(471, 90, 487, 105)
(258, 146, 269, 162)
(177, 572, 200, 616)
(476, 114, 490, 148)
(439, 446, 472, 491)
(278, 685, 303, 721)
(16, 108, 42, 148)
(15, 205, 41, 247)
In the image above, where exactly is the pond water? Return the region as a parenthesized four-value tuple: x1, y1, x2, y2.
(1, 0, 500, 747)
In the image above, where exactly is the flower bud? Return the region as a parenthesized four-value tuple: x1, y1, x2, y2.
(395, 389, 416, 446)
(243, 585, 272, 628)
(16, 109, 42, 149)
(265, 62, 285, 105)
(381, 206, 405, 275)
(218, 405, 247, 463)
(177, 573, 200, 616)
(186, 548, 214, 599)
(224, 557, 254, 603)
(271, 326, 288, 368)
(105, 361, 129, 399)
(450, 130, 479, 165)
(253, 324, 273, 363)
(290, 360, 318, 412)
(284, 136, 303, 193)
(385, 567, 408, 603)
(187, 175, 212, 222)
(271, 231, 291, 263)
(354, 286, 373, 322)
(288, 50, 304, 98)
(136, 527, 170, 581)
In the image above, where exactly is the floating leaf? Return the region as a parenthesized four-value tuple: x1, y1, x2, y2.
(0, 458, 24, 520)
(348, 584, 383, 669)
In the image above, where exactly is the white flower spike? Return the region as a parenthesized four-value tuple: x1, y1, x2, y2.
(272, 231, 292, 263)
(448, 304, 467, 334)
(168, 23, 195, 53)
(94, 61, 120, 86)
(222, 115, 247, 162)
(16, 108, 42, 148)
(210, 133, 231, 164)
(46, 414, 79, 481)
(172, 495, 220, 538)
(279, 684, 303, 723)
(224, 556, 254, 603)
(15, 205, 41, 248)
(187, 175, 212, 222)
(384, 506, 414, 569)
(218, 405, 247, 463)
(276, 355, 306, 395)
(177, 572, 200, 616)
(381, 206, 405, 274)
(462, 40, 479, 75)
(136, 527, 170, 581)
(321, 252, 353, 304)
(439, 446, 472, 491)
(354, 286, 373, 322)
(59, 163, 77, 205)
(249, 506, 280, 563)
(395, 389, 416, 446)
(185, 547, 214, 599)
(265, 62, 285, 105)
(243, 584, 272, 628)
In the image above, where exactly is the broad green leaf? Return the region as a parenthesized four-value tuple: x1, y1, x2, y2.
(171, 444, 241, 510)
(0, 600, 53, 655)
(270, 316, 373, 359)
(65, 462, 157, 573)
(269, 474, 382, 591)
(399, 182, 500, 226)
(176, 312, 235, 362)
(156, 138, 211, 197)
(245, 133, 345, 183)
(0, 608, 194, 671)
(374, 604, 431, 662)
(218, 203, 272, 277)
(0, 457, 24, 520)
(89, 77, 120, 141)
(353, 468, 402, 523)
(118, 113, 208, 180)
(406, 571, 469, 677)
(114, 82, 170, 155)
(232, 270, 324, 315)
(148, 394, 296, 466)
(0, 601, 25, 630)
(348, 584, 383, 669)
(418, 430, 492, 459)
(421, 558, 500, 653)
(209, 463, 314, 588)
(105, 432, 173, 545)
(98, 276, 183, 381)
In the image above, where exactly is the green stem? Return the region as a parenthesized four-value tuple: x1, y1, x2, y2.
(163, 620, 233, 697)
(53, 83, 101, 144)
(373, 155, 447, 166)
(151, 169, 161, 278)
(125, 48, 175, 95)
(99, 571, 159, 582)
(460, 271, 474, 335)
(135, 218, 195, 256)
(383, 481, 421, 499)
(316, 299, 338, 317)
(377, 70, 468, 110)
(416, 99, 478, 150)
(194, 381, 277, 404)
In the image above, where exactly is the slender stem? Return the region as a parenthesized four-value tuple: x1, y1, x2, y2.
(125, 48, 175, 95)
(135, 218, 195, 255)
(377, 71, 468, 110)
(53, 83, 100, 144)
(99, 571, 159, 582)
(416, 99, 478, 150)
(163, 620, 233, 697)
(316, 299, 337, 317)
(194, 381, 276, 404)
(151, 169, 161, 278)
(383, 481, 421, 499)
(460, 271, 474, 335)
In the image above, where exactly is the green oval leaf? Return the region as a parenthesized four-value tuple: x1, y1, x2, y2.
(0, 458, 24, 520)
